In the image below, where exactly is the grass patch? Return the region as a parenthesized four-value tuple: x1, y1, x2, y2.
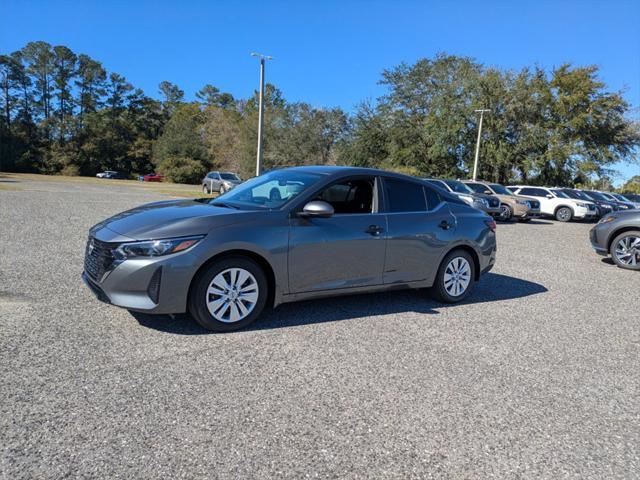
(0, 184, 21, 191)
(0, 172, 210, 198)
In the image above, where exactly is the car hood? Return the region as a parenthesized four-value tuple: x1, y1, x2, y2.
(90, 199, 249, 242)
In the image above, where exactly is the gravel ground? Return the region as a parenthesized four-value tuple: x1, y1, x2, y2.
(1, 176, 638, 479)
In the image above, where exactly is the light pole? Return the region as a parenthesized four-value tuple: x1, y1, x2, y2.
(472, 109, 490, 181)
(251, 52, 273, 177)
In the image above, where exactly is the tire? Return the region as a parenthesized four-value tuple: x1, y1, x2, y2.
(498, 204, 513, 221)
(609, 230, 640, 270)
(430, 249, 476, 303)
(188, 256, 269, 332)
(555, 206, 573, 222)
(202, 184, 209, 195)
(220, 184, 227, 194)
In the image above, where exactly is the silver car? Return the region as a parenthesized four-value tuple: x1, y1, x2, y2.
(590, 209, 640, 270)
(83, 166, 497, 332)
(202, 171, 242, 194)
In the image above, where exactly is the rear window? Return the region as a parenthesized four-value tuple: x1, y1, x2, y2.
(385, 178, 427, 212)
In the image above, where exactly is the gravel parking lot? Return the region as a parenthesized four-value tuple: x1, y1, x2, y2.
(1, 176, 638, 479)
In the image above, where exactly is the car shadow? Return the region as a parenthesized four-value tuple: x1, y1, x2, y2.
(600, 257, 615, 265)
(497, 219, 554, 226)
(130, 272, 548, 335)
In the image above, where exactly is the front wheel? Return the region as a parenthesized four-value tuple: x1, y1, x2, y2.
(202, 184, 210, 195)
(219, 184, 227, 194)
(610, 231, 640, 270)
(555, 207, 573, 222)
(430, 250, 476, 303)
(188, 257, 269, 332)
(498, 204, 513, 221)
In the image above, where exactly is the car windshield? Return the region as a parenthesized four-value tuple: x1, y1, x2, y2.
(489, 183, 512, 195)
(210, 170, 322, 209)
(425, 179, 448, 191)
(585, 191, 609, 202)
(552, 190, 586, 200)
(599, 192, 617, 201)
(443, 179, 474, 194)
(611, 193, 630, 202)
(221, 173, 240, 181)
(553, 190, 570, 199)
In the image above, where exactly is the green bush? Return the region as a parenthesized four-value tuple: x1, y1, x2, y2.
(157, 156, 207, 184)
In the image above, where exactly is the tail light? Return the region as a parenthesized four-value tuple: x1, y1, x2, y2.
(485, 219, 496, 232)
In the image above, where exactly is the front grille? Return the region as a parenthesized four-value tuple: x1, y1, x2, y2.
(84, 237, 116, 282)
(489, 198, 499, 208)
(529, 200, 540, 209)
(588, 204, 596, 211)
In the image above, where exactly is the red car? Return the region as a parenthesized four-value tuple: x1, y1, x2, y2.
(143, 173, 164, 182)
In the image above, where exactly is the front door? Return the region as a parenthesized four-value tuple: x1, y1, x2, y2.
(288, 177, 387, 293)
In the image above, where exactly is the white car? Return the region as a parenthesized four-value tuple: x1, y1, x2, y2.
(508, 185, 598, 222)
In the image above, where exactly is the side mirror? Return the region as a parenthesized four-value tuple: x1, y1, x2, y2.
(546, 194, 554, 198)
(299, 200, 334, 218)
(484, 189, 493, 195)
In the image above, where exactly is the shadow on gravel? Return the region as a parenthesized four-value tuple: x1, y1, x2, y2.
(130, 272, 547, 334)
(497, 219, 554, 226)
(600, 257, 615, 265)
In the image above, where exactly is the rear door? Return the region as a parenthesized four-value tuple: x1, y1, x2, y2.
(382, 177, 456, 285)
(288, 176, 387, 293)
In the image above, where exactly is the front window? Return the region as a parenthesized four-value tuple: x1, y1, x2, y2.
(443, 179, 474, 194)
(220, 173, 240, 181)
(489, 184, 513, 196)
(315, 178, 375, 214)
(553, 190, 570, 198)
(210, 170, 322, 209)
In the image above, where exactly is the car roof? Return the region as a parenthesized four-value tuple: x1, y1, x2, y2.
(284, 165, 425, 181)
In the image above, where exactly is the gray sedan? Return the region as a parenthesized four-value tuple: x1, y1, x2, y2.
(83, 166, 497, 332)
(590, 209, 640, 270)
(202, 171, 242, 194)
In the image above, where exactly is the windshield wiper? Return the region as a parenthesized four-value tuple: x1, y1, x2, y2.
(211, 201, 240, 209)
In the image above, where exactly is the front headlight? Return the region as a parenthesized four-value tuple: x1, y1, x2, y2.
(474, 197, 489, 208)
(517, 200, 528, 206)
(576, 202, 588, 208)
(459, 194, 474, 206)
(598, 215, 617, 225)
(114, 235, 204, 260)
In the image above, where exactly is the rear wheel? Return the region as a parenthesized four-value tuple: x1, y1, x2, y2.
(220, 184, 227, 194)
(555, 207, 573, 222)
(202, 184, 210, 195)
(610, 231, 640, 270)
(430, 250, 476, 303)
(189, 256, 268, 332)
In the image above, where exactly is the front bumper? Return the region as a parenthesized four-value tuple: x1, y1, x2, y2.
(82, 250, 199, 314)
(589, 227, 608, 255)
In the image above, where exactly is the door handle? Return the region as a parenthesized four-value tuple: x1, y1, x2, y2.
(439, 220, 452, 230)
(366, 225, 384, 236)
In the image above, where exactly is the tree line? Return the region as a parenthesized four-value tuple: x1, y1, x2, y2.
(1, 43, 638, 186)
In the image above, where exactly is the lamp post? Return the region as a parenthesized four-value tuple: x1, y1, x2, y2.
(250, 52, 273, 177)
(472, 109, 490, 181)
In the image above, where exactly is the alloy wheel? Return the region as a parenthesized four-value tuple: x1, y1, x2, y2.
(557, 207, 571, 221)
(443, 257, 471, 297)
(206, 268, 259, 323)
(614, 235, 640, 267)
(499, 205, 511, 221)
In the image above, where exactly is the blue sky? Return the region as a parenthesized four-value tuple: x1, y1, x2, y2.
(3, 0, 639, 183)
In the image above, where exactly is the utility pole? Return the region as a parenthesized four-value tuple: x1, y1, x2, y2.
(251, 52, 273, 177)
(472, 109, 490, 181)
